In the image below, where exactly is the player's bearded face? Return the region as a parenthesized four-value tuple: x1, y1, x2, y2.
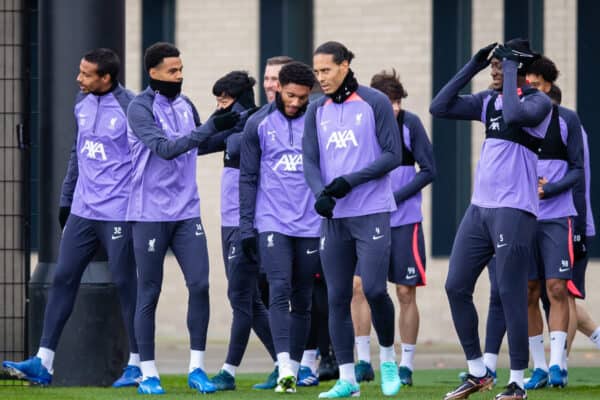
(279, 83, 310, 118)
(77, 59, 110, 94)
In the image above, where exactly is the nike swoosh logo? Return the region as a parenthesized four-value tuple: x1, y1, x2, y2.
(405, 274, 417, 280)
(496, 243, 508, 248)
(490, 116, 502, 122)
(372, 235, 384, 240)
(306, 249, 318, 255)
(228, 255, 237, 260)
(195, 232, 204, 236)
(111, 235, 123, 240)
(559, 266, 570, 272)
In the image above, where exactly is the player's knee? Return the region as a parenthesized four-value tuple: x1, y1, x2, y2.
(352, 276, 364, 296)
(187, 280, 209, 298)
(527, 280, 541, 304)
(444, 280, 466, 300)
(268, 279, 291, 305)
(546, 279, 568, 302)
(362, 282, 387, 302)
(395, 285, 415, 305)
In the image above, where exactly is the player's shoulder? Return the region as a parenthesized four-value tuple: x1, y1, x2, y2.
(557, 105, 580, 122)
(356, 84, 388, 105)
(127, 87, 156, 119)
(130, 87, 155, 107)
(246, 103, 275, 131)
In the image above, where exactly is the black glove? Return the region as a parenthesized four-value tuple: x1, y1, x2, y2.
(324, 177, 352, 199)
(314, 193, 336, 219)
(573, 233, 587, 261)
(212, 110, 240, 131)
(58, 206, 71, 229)
(241, 235, 258, 261)
(473, 42, 498, 64)
(492, 44, 537, 65)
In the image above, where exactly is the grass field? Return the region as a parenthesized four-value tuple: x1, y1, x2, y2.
(1, 368, 600, 399)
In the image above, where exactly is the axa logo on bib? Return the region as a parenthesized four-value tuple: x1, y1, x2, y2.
(273, 154, 303, 172)
(80, 139, 107, 160)
(326, 129, 358, 150)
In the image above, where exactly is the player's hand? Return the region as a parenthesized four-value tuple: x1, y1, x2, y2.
(493, 44, 537, 65)
(473, 42, 498, 64)
(212, 110, 240, 131)
(314, 192, 336, 219)
(241, 235, 258, 261)
(538, 176, 548, 199)
(573, 233, 587, 261)
(324, 177, 352, 199)
(58, 206, 71, 229)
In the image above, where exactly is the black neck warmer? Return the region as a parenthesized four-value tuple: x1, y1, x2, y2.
(275, 92, 307, 120)
(92, 81, 118, 96)
(329, 69, 359, 104)
(149, 78, 182, 99)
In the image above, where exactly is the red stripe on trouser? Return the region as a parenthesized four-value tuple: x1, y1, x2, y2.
(566, 217, 583, 297)
(412, 223, 426, 286)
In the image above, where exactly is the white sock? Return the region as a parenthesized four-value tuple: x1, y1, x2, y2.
(36, 347, 55, 374)
(339, 363, 357, 385)
(590, 327, 600, 349)
(509, 369, 525, 389)
(128, 353, 141, 367)
(561, 352, 568, 372)
(276, 352, 291, 373)
(379, 345, 396, 364)
(222, 363, 236, 377)
(529, 335, 548, 371)
(467, 357, 486, 377)
(290, 359, 300, 377)
(549, 331, 567, 369)
(355, 336, 371, 363)
(189, 350, 205, 372)
(483, 352, 498, 372)
(140, 360, 159, 379)
(300, 350, 318, 374)
(399, 343, 415, 371)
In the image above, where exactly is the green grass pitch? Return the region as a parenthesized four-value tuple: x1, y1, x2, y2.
(2, 368, 600, 399)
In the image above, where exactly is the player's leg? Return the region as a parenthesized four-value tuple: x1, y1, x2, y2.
(390, 223, 426, 386)
(212, 227, 255, 390)
(319, 218, 361, 397)
(443, 205, 494, 400)
(99, 221, 141, 387)
(313, 273, 339, 382)
(298, 291, 320, 387)
(3, 215, 98, 385)
(288, 237, 319, 384)
(351, 274, 374, 383)
(351, 213, 400, 396)
(259, 232, 296, 392)
(539, 218, 572, 387)
(524, 229, 548, 390)
(492, 207, 537, 393)
(132, 221, 170, 394)
(170, 217, 215, 394)
(458, 256, 503, 385)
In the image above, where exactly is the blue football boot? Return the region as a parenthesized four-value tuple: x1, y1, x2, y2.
(211, 369, 236, 391)
(297, 366, 319, 386)
(524, 368, 548, 390)
(112, 365, 142, 388)
(188, 368, 216, 393)
(3, 357, 52, 385)
(253, 366, 278, 389)
(354, 360, 375, 383)
(137, 376, 165, 395)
